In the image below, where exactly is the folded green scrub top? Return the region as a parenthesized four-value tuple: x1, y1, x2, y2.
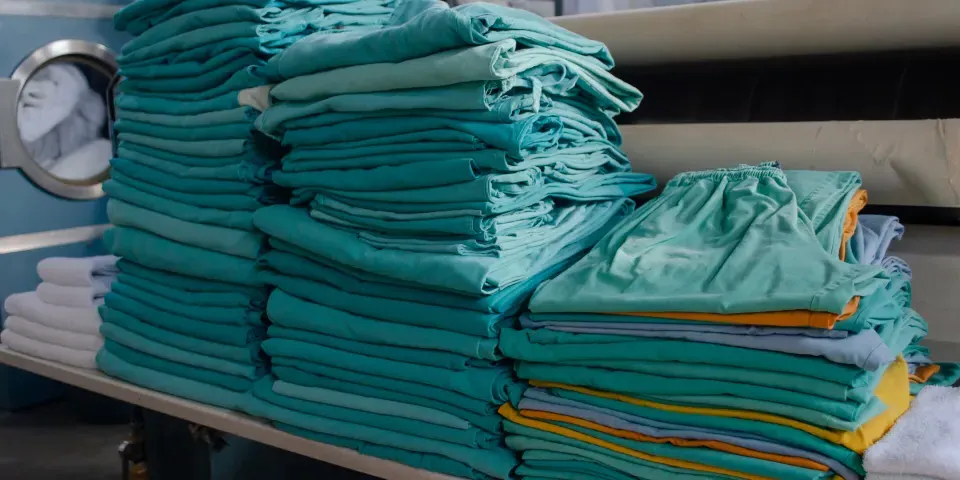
(115, 0, 275, 34)
(528, 163, 889, 319)
(114, 91, 241, 115)
(103, 181, 256, 231)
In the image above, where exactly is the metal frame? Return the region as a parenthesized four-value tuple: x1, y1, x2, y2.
(0, 39, 118, 200)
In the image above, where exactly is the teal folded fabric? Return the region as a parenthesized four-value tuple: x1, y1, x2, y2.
(103, 227, 261, 287)
(244, 392, 518, 479)
(111, 281, 262, 326)
(118, 21, 309, 64)
(273, 379, 473, 432)
(786, 169, 863, 259)
(101, 323, 264, 379)
(116, 273, 257, 309)
(118, 146, 270, 185)
(123, 56, 263, 93)
(104, 180, 256, 231)
(104, 340, 253, 392)
(97, 349, 252, 411)
(120, 48, 259, 79)
(262, 273, 505, 339)
(111, 158, 257, 195)
(108, 200, 264, 259)
(119, 66, 266, 101)
(115, 118, 254, 141)
(118, 106, 259, 127)
(105, 292, 265, 347)
(528, 163, 888, 316)
(101, 305, 261, 364)
(118, 132, 254, 158)
(116, 258, 266, 299)
(262, 338, 519, 404)
(115, 91, 240, 115)
(119, 141, 273, 168)
(260, 0, 612, 81)
(115, 0, 273, 34)
(110, 173, 270, 211)
(271, 365, 502, 433)
(518, 461, 636, 480)
(254, 201, 633, 296)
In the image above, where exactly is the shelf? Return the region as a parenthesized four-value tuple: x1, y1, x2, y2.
(552, 0, 960, 66)
(0, 347, 460, 480)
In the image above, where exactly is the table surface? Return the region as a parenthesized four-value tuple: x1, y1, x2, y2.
(0, 347, 460, 480)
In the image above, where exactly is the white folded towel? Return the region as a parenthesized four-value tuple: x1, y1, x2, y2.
(4, 292, 102, 336)
(36, 280, 113, 308)
(3, 316, 102, 351)
(36, 255, 118, 287)
(864, 386, 960, 480)
(0, 329, 97, 369)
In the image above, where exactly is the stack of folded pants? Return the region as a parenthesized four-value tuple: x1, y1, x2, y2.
(240, 1, 656, 479)
(97, 0, 396, 411)
(498, 162, 928, 480)
(2, 256, 116, 369)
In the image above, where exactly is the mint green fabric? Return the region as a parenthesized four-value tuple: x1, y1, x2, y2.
(254, 200, 633, 296)
(118, 147, 270, 183)
(111, 281, 261, 326)
(103, 180, 256, 230)
(104, 292, 264, 347)
(252, 379, 497, 448)
(785, 170, 862, 259)
(104, 340, 253, 392)
(529, 163, 889, 315)
(116, 273, 256, 309)
(518, 460, 636, 480)
(262, 273, 505, 338)
(115, 118, 253, 141)
(517, 446, 722, 480)
(117, 106, 258, 127)
(110, 173, 271, 211)
(261, 338, 519, 404)
(273, 379, 469, 430)
(101, 305, 260, 364)
(97, 349, 252, 411)
(115, 91, 240, 115)
(275, 422, 495, 480)
(912, 363, 960, 394)
(268, 325, 494, 371)
(116, 259, 265, 298)
(265, 287, 500, 358)
(545, 387, 863, 474)
(111, 158, 257, 195)
(103, 227, 261, 286)
(101, 323, 264, 379)
(271, 365, 502, 433)
(107, 200, 264, 259)
(245, 389, 518, 479)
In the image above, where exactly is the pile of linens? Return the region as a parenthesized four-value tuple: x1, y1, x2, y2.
(241, 1, 655, 478)
(2, 256, 116, 369)
(96, 0, 395, 410)
(499, 162, 936, 480)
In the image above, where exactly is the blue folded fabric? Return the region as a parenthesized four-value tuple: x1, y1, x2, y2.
(103, 227, 261, 287)
(520, 315, 849, 338)
(266, 287, 499, 357)
(254, 200, 633, 296)
(104, 340, 254, 393)
(847, 215, 904, 266)
(108, 200, 265, 259)
(104, 180, 256, 231)
(97, 348, 252, 411)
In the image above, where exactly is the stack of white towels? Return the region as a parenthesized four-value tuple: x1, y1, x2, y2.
(1, 256, 119, 369)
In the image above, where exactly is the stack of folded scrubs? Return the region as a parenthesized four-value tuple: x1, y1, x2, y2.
(2, 257, 116, 369)
(242, 1, 656, 478)
(499, 162, 930, 480)
(97, 0, 393, 410)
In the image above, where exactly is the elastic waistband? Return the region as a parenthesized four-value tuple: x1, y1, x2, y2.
(669, 162, 784, 187)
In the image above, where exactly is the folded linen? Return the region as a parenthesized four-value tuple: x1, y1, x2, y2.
(37, 255, 118, 288)
(104, 341, 253, 392)
(111, 173, 273, 211)
(4, 292, 101, 336)
(111, 158, 261, 196)
(118, 147, 271, 183)
(847, 215, 904, 266)
(117, 273, 256, 308)
(3, 316, 103, 352)
(114, 91, 241, 116)
(103, 180, 256, 231)
(36, 281, 112, 308)
(116, 259, 266, 300)
(1, 329, 97, 369)
(864, 386, 960, 479)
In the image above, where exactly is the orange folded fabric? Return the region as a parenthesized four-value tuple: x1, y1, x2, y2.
(838, 189, 868, 262)
(607, 296, 860, 329)
(909, 364, 941, 384)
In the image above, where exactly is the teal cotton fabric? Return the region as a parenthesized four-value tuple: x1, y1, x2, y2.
(528, 163, 889, 316)
(110, 281, 261, 326)
(104, 341, 254, 392)
(103, 180, 257, 231)
(115, 259, 265, 299)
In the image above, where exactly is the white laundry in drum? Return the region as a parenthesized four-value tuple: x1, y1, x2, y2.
(16, 62, 109, 180)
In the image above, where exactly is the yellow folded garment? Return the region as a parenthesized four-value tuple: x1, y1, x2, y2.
(519, 408, 830, 472)
(500, 403, 768, 480)
(838, 190, 867, 262)
(606, 296, 860, 329)
(531, 356, 909, 454)
(909, 364, 941, 384)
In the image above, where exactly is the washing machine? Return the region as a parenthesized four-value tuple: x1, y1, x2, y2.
(0, 0, 130, 409)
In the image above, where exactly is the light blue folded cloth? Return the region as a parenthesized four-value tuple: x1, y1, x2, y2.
(107, 200, 264, 259)
(118, 147, 271, 184)
(265, 287, 500, 356)
(103, 227, 261, 287)
(104, 180, 256, 231)
(97, 348, 252, 411)
(847, 215, 905, 266)
(105, 292, 265, 348)
(115, 91, 240, 115)
(111, 280, 262, 326)
(101, 323, 264, 379)
(104, 340, 254, 392)
(259, 0, 612, 81)
(261, 338, 520, 404)
(521, 314, 849, 337)
(254, 200, 632, 296)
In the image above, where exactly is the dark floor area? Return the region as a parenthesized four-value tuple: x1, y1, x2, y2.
(0, 402, 127, 480)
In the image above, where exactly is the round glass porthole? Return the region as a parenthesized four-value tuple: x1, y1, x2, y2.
(9, 40, 117, 199)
